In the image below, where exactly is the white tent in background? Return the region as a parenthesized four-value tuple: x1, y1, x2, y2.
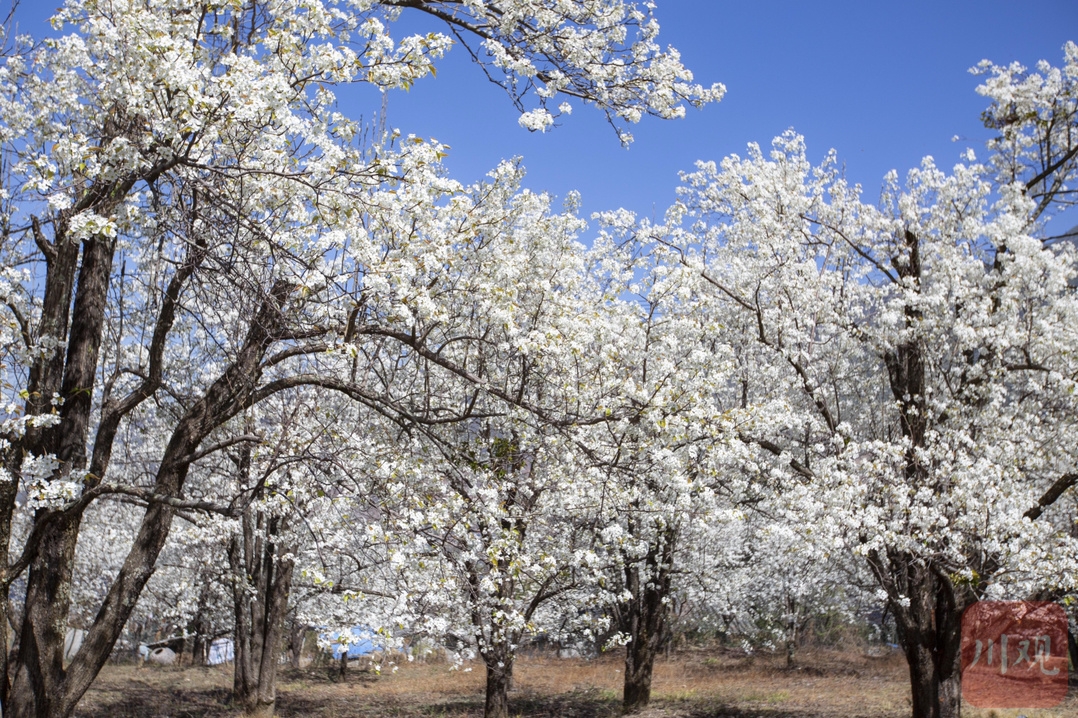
(207, 638, 234, 665)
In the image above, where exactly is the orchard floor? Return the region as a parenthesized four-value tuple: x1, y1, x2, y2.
(73, 648, 1078, 718)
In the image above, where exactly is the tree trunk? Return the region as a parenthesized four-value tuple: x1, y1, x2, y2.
(6, 515, 81, 718)
(785, 594, 798, 668)
(877, 230, 964, 718)
(622, 640, 655, 715)
(288, 620, 306, 670)
(904, 639, 962, 718)
(872, 553, 966, 718)
(621, 528, 675, 715)
(189, 583, 212, 667)
(230, 476, 296, 718)
(0, 449, 25, 708)
(7, 233, 116, 718)
(483, 651, 513, 718)
(4, 280, 292, 718)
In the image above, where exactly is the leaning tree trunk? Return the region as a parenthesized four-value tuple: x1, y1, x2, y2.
(621, 527, 676, 715)
(5, 278, 292, 718)
(2, 137, 187, 716)
(230, 466, 296, 718)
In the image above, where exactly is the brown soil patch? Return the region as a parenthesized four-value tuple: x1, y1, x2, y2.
(72, 649, 1078, 717)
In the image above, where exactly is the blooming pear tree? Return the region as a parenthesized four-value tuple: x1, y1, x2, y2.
(720, 510, 874, 665)
(398, 424, 602, 718)
(223, 391, 355, 718)
(567, 224, 771, 714)
(655, 42, 1078, 718)
(335, 170, 609, 718)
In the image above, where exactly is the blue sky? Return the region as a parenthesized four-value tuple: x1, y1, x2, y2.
(374, 1, 1078, 234)
(13, 1, 1078, 234)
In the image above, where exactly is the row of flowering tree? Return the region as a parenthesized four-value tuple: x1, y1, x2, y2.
(0, 0, 723, 716)
(0, 2, 1076, 718)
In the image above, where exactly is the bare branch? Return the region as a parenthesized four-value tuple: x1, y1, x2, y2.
(1025, 472, 1078, 521)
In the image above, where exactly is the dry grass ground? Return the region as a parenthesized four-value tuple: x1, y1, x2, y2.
(73, 648, 1078, 718)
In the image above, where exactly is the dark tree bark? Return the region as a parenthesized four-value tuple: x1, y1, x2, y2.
(0, 160, 187, 717)
(5, 277, 294, 718)
(453, 433, 554, 718)
(871, 229, 967, 718)
(784, 595, 798, 668)
(288, 619, 307, 671)
(0, 217, 76, 703)
(8, 231, 119, 718)
(229, 499, 295, 718)
(482, 648, 513, 718)
(620, 527, 675, 715)
(868, 552, 967, 718)
(229, 438, 297, 718)
(188, 577, 215, 666)
(468, 560, 521, 718)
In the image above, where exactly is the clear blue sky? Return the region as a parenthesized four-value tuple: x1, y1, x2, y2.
(12, 1, 1078, 234)
(376, 1, 1078, 235)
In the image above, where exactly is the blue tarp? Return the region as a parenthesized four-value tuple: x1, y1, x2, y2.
(319, 626, 382, 659)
